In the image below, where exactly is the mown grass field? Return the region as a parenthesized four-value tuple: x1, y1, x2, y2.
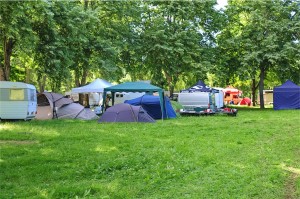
(1, 108, 299, 198)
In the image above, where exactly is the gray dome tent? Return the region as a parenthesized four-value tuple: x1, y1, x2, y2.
(98, 103, 155, 123)
(36, 92, 98, 120)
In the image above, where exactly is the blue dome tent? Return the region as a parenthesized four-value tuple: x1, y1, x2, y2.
(125, 95, 176, 119)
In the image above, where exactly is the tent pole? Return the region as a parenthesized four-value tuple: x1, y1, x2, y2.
(101, 92, 107, 113)
(159, 90, 165, 121)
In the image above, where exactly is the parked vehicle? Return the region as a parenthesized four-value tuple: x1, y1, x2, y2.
(113, 92, 145, 105)
(212, 89, 224, 108)
(223, 86, 243, 105)
(0, 81, 37, 120)
(178, 90, 236, 116)
(178, 92, 211, 112)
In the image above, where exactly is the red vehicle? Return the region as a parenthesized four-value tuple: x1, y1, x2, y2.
(223, 86, 243, 105)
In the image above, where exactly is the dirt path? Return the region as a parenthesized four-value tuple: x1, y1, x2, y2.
(281, 164, 300, 199)
(0, 140, 38, 145)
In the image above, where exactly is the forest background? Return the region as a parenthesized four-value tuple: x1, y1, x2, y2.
(0, 0, 299, 108)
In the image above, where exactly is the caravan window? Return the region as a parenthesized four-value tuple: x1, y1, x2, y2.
(116, 94, 124, 98)
(10, 89, 25, 100)
(29, 89, 36, 101)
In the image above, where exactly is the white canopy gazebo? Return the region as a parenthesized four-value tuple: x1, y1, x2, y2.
(72, 78, 113, 106)
(72, 78, 112, 93)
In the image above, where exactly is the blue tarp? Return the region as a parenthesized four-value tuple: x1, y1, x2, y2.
(124, 95, 176, 119)
(273, 80, 300, 110)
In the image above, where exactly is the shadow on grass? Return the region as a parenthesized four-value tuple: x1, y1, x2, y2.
(226, 105, 274, 111)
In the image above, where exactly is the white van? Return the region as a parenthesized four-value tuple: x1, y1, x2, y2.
(0, 81, 37, 120)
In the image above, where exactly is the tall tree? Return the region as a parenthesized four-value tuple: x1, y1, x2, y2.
(218, 0, 300, 108)
(0, 1, 42, 81)
(33, 1, 75, 92)
(139, 1, 222, 94)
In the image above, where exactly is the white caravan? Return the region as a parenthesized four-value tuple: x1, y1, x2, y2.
(178, 92, 211, 111)
(0, 81, 37, 120)
(113, 92, 145, 105)
(213, 88, 224, 108)
(178, 90, 224, 113)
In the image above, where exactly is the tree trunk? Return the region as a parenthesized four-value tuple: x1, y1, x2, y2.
(259, 65, 265, 109)
(81, 68, 88, 87)
(251, 78, 259, 106)
(78, 68, 89, 105)
(163, 69, 174, 97)
(1, 37, 15, 81)
(25, 68, 31, 83)
(0, 65, 4, 80)
(85, 94, 89, 107)
(38, 75, 47, 93)
(251, 79, 256, 106)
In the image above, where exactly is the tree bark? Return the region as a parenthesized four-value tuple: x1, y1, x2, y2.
(0, 64, 4, 80)
(78, 68, 89, 105)
(1, 37, 15, 81)
(259, 64, 265, 109)
(163, 69, 174, 97)
(25, 68, 31, 83)
(251, 78, 259, 106)
(38, 75, 47, 93)
(251, 79, 256, 106)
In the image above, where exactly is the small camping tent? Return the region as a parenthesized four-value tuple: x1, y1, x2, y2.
(239, 97, 251, 106)
(36, 92, 98, 120)
(98, 103, 155, 123)
(124, 95, 176, 119)
(273, 80, 300, 110)
(102, 82, 166, 119)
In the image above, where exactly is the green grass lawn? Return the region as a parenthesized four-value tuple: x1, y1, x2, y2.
(1, 109, 299, 199)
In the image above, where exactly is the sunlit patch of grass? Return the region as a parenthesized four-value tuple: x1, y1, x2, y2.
(39, 148, 56, 156)
(0, 124, 13, 131)
(95, 145, 118, 153)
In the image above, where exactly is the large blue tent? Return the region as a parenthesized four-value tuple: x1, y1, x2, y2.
(124, 95, 176, 119)
(273, 80, 300, 110)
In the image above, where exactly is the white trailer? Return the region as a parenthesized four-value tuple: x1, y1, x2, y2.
(213, 88, 224, 108)
(178, 92, 211, 112)
(113, 92, 145, 105)
(0, 81, 37, 120)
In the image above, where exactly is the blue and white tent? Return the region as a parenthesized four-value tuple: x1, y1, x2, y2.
(181, 80, 214, 93)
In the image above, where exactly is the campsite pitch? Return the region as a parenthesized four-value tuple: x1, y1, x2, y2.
(0, 109, 299, 198)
